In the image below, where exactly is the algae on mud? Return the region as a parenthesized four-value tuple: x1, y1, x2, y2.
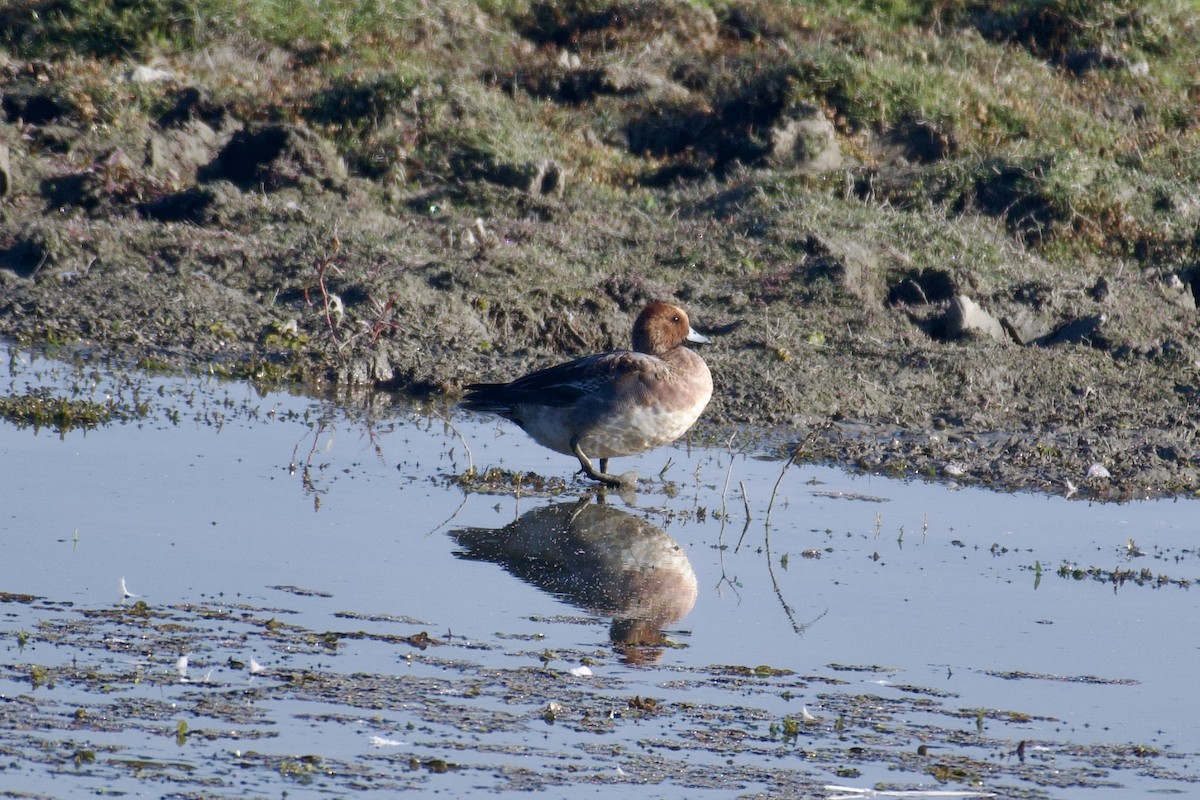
(0, 592, 1188, 798)
(0, 385, 150, 433)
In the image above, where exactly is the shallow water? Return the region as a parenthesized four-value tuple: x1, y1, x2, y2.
(2, 347, 1198, 799)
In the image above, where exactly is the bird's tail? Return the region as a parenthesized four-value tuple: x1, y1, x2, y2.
(460, 383, 512, 415)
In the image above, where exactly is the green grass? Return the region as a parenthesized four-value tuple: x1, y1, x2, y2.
(2, 0, 1199, 264)
(1, 0, 228, 57)
(1, 0, 509, 57)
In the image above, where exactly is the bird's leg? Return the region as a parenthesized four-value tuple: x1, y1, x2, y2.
(572, 441, 635, 487)
(572, 441, 622, 485)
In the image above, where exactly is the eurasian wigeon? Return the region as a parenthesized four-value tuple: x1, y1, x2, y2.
(462, 301, 713, 486)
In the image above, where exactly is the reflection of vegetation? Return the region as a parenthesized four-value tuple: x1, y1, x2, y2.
(1048, 561, 1195, 589)
(0, 387, 148, 433)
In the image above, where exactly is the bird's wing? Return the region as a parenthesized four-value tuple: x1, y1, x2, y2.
(472, 350, 652, 408)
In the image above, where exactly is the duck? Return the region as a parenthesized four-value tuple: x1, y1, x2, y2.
(462, 301, 713, 487)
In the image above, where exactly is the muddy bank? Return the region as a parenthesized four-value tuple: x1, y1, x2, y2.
(3, 162, 1197, 500)
(2, 1, 1200, 498)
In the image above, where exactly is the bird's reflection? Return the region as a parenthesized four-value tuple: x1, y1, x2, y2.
(449, 497, 697, 664)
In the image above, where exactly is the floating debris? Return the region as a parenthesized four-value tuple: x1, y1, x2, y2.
(369, 735, 405, 748)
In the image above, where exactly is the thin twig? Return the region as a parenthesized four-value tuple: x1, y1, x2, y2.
(765, 422, 830, 529)
(291, 418, 333, 501)
(765, 444, 800, 530)
(423, 492, 468, 538)
(734, 480, 752, 553)
(763, 517, 827, 637)
(433, 409, 474, 476)
(714, 505, 742, 601)
(718, 433, 736, 522)
(304, 229, 344, 344)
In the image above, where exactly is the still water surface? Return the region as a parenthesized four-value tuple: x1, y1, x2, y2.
(2, 349, 1197, 798)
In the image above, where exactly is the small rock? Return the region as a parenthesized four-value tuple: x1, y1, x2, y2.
(129, 65, 176, 83)
(945, 295, 1006, 343)
(568, 665, 592, 677)
(146, 120, 219, 178)
(0, 142, 11, 196)
(1001, 307, 1052, 346)
(338, 349, 396, 386)
(599, 65, 689, 101)
(488, 158, 566, 197)
(803, 233, 880, 305)
(769, 104, 842, 171)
